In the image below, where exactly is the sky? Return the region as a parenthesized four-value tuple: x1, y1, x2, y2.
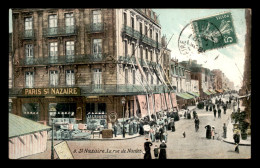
(9, 9, 246, 89)
(153, 8, 247, 89)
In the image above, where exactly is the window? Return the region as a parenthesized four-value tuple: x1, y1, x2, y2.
(49, 70, 59, 86)
(131, 43, 135, 56)
(93, 39, 102, 60)
(133, 69, 135, 84)
(125, 68, 128, 84)
(145, 49, 148, 60)
(25, 17, 33, 30)
(22, 103, 39, 122)
(123, 12, 127, 26)
(25, 44, 33, 64)
(66, 41, 74, 62)
(150, 51, 153, 62)
(65, 13, 74, 33)
(150, 29, 152, 39)
(92, 10, 102, 31)
(151, 72, 153, 85)
(139, 22, 143, 35)
(131, 16, 134, 29)
(49, 42, 58, 63)
(140, 46, 143, 60)
(48, 15, 57, 35)
(93, 69, 102, 89)
(124, 40, 128, 57)
(25, 72, 34, 88)
(66, 70, 75, 86)
(24, 17, 33, 37)
(145, 25, 148, 36)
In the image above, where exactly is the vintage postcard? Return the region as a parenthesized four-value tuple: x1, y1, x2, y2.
(8, 8, 251, 159)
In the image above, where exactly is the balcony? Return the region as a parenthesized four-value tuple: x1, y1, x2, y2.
(86, 23, 104, 33)
(43, 26, 78, 37)
(19, 54, 108, 66)
(9, 84, 170, 97)
(122, 25, 161, 49)
(21, 29, 35, 40)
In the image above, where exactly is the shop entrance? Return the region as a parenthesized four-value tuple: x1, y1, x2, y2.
(86, 103, 107, 130)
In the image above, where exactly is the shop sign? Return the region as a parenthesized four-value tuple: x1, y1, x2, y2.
(22, 87, 80, 96)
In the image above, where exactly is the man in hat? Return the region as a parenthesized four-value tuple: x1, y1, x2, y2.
(144, 138, 153, 159)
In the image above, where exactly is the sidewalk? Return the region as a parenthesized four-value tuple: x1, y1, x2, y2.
(221, 101, 251, 146)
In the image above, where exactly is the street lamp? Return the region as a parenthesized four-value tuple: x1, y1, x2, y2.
(51, 118, 54, 159)
(121, 97, 126, 138)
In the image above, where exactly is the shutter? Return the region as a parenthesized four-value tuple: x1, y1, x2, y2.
(71, 71, 75, 85)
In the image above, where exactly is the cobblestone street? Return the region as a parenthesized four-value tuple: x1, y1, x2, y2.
(22, 95, 251, 159)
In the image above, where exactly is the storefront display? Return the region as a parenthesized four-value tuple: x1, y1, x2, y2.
(22, 103, 39, 121)
(86, 103, 107, 130)
(48, 103, 76, 125)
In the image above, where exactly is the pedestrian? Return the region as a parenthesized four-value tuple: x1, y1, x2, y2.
(209, 104, 212, 112)
(183, 131, 186, 138)
(223, 104, 227, 114)
(194, 116, 200, 132)
(129, 121, 133, 135)
(149, 126, 155, 142)
(218, 108, 221, 118)
(170, 119, 175, 132)
(205, 125, 211, 139)
(187, 110, 191, 119)
(159, 140, 167, 159)
(159, 125, 164, 142)
(133, 120, 137, 134)
(154, 145, 159, 159)
(155, 126, 160, 142)
(139, 121, 144, 135)
(206, 104, 208, 111)
(211, 126, 215, 140)
(235, 143, 239, 153)
(113, 123, 117, 138)
(193, 110, 197, 119)
(213, 109, 217, 118)
(233, 131, 240, 144)
(144, 138, 153, 159)
(223, 123, 227, 138)
(213, 104, 216, 110)
(163, 127, 168, 143)
(164, 119, 168, 132)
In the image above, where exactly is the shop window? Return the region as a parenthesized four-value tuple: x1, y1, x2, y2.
(22, 103, 39, 122)
(48, 103, 76, 125)
(86, 103, 107, 129)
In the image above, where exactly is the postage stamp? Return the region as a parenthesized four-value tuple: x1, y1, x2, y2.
(191, 12, 237, 52)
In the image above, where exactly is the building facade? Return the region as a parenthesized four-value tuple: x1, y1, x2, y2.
(9, 8, 174, 129)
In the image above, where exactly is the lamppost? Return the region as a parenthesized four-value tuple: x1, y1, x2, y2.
(121, 97, 126, 138)
(51, 118, 54, 159)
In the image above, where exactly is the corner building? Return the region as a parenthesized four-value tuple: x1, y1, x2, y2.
(10, 8, 174, 129)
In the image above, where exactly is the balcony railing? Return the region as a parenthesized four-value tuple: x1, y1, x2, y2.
(43, 26, 78, 37)
(19, 54, 108, 66)
(21, 29, 35, 39)
(86, 23, 104, 33)
(122, 25, 161, 49)
(9, 84, 170, 97)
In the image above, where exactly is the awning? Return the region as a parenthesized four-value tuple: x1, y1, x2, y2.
(177, 92, 195, 99)
(238, 94, 251, 99)
(203, 91, 212, 95)
(208, 89, 216, 94)
(187, 91, 200, 97)
(215, 89, 223, 93)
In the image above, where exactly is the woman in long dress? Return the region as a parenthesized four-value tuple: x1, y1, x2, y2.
(159, 140, 167, 159)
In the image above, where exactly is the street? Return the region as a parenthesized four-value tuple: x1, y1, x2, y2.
(22, 95, 251, 159)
